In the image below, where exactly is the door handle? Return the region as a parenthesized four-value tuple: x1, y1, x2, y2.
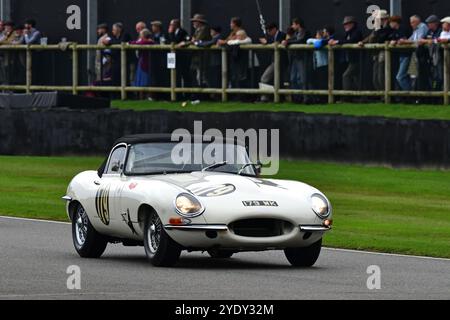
(94, 180, 101, 186)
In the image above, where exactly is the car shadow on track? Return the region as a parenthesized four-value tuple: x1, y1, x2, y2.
(99, 253, 328, 270)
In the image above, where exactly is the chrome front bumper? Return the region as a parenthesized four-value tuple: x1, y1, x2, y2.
(164, 224, 331, 232)
(164, 223, 331, 249)
(164, 224, 228, 231)
(299, 225, 332, 232)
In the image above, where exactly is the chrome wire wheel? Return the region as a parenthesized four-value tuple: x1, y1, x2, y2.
(143, 210, 182, 267)
(74, 206, 88, 248)
(147, 212, 162, 254)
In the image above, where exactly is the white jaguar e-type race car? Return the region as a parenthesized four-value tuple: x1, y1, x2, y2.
(64, 134, 332, 267)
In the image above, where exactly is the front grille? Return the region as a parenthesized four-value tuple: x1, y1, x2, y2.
(229, 218, 293, 237)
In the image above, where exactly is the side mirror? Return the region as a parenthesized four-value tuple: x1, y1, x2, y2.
(255, 160, 263, 176)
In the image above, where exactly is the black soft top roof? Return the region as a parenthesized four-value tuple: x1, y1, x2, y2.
(114, 134, 175, 146)
(113, 133, 246, 147)
(97, 133, 247, 177)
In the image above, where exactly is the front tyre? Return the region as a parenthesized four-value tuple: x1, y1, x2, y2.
(72, 204, 108, 258)
(284, 239, 322, 267)
(144, 211, 181, 267)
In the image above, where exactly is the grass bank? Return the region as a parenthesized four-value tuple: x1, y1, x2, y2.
(112, 100, 450, 121)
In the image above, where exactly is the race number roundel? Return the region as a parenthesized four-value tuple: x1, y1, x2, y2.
(192, 184, 236, 197)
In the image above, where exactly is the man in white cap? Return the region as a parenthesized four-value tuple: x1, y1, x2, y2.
(439, 17, 450, 42)
(358, 10, 392, 92)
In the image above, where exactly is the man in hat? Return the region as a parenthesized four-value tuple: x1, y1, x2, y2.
(189, 14, 211, 88)
(418, 15, 443, 91)
(359, 10, 392, 92)
(151, 21, 166, 44)
(191, 14, 211, 44)
(329, 16, 363, 93)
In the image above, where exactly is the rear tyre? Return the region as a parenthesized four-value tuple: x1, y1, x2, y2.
(143, 211, 181, 267)
(284, 239, 322, 267)
(72, 203, 108, 258)
(208, 249, 234, 259)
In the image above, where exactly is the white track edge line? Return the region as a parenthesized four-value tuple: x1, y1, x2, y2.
(0, 215, 70, 225)
(323, 247, 450, 262)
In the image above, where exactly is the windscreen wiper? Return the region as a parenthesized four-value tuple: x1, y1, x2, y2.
(202, 161, 228, 172)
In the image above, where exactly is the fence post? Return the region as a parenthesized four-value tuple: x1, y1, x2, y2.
(327, 46, 334, 104)
(26, 45, 32, 94)
(221, 46, 228, 102)
(274, 43, 281, 103)
(444, 44, 449, 105)
(384, 43, 392, 104)
(72, 44, 79, 95)
(170, 44, 177, 102)
(120, 42, 127, 100)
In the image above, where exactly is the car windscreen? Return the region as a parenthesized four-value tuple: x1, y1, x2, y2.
(124, 142, 256, 176)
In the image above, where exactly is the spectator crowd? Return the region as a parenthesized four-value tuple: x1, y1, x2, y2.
(1, 12, 450, 102)
(0, 19, 42, 85)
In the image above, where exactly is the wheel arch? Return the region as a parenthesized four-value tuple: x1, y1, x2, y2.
(137, 203, 158, 232)
(68, 200, 81, 222)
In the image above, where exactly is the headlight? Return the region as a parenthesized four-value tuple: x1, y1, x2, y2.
(175, 193, 204, 217)
(311, 194, 330, 218)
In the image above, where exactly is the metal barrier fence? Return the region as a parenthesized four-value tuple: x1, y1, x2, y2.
(0, 43, 448, 104)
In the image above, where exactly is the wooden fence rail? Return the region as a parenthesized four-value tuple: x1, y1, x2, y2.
(0, 43, 448, 104)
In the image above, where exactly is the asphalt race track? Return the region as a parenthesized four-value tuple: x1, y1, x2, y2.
(0, 216, 449, 300)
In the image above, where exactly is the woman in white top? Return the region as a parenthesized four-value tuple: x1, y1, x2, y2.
(226, 30, 256, 91)
(439, 17, 450, 42)
(227, 30, 252, 45)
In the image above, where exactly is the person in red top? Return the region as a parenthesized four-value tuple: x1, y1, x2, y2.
(129, 28, 154, 99)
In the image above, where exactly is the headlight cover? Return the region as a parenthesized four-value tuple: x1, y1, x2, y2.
(311, 194, 330, 218)
(175, 193, 205, 218)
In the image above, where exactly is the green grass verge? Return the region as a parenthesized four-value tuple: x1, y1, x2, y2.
(1, 155, 449, 258)
(0, 156, 102, 221)
(112, 100, 450, 121)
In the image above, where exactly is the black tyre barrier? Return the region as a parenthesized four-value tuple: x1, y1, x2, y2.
(0, 109, 449, 168)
